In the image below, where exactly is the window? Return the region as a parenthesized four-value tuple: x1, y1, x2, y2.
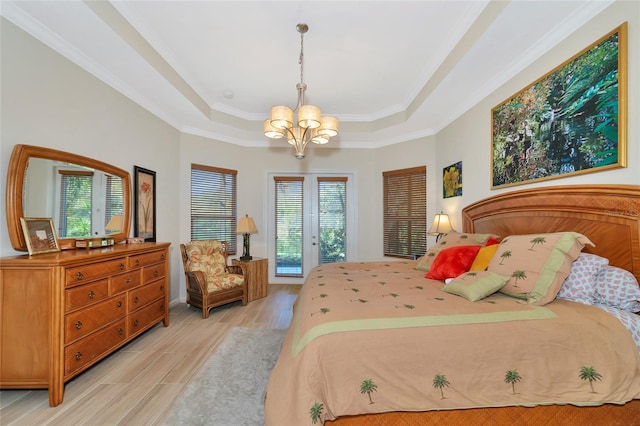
(58, 170, 93, 238)
(190, 164, 238, 253)
(383, 166, 426, 258)
(317, 177, 347, 264)
(274, 176, 304, 276)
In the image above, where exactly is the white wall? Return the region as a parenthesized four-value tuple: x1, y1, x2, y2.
(434, 0, 639, 231)
(2, 0, 638, 302)
(0, 18, 183, 301)
(178, 133, 435, 290)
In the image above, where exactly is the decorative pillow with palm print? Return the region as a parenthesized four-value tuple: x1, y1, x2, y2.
(442, 271, 510, 302)
(487, 232, 594, 306)
(415, 232, 500, 272)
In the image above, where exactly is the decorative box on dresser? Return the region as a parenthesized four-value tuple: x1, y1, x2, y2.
(0, 242, 170, 406)
(232, 257, 268, 302)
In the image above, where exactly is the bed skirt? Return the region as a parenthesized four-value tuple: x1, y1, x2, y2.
(326, 400, 640, 425)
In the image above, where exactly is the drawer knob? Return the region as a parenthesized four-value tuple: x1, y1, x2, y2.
(119, 263, 125, 270)
(135, 259, 141, 267)
(133, 319, 139, 327)
(160, 254, 165, 260)
(116, 301, 123, 308)
(88, 290, 95, 299)
(118, 328, 124, 336)
(75, 320, 83, 330)
(153, 270, 159, 277)
(133, 296, 139, 304)
(75, 271, 84, 280)
(160, 285, 164, 291)
(75, 351, 83, 361)
(126, 278, 131, 283)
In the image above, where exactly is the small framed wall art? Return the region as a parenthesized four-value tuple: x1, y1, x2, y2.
(134, 166, 156, 242)
(20, 217, 61, 255)
(443, 161, 462, 199)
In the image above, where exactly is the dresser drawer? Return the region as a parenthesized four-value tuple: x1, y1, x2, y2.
(129, 298, 165, 337)
(66, 258, 127, 286)
(129, 279, 166, 311)
(130, 250, 166, 269)
(142, 263, 165, 283)
(110, 270, 141, 294)
(64, 319, 127, 377)
(65, 295, 126, 344)
(65, 279, 109, 312)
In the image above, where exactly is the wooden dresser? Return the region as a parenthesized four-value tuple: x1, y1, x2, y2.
(0, 242, 170, 406)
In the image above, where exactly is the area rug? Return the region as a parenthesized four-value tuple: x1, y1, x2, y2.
(162, 327, 287, 426)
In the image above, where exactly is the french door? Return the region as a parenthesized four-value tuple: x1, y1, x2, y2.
(268, 173, 355, 284)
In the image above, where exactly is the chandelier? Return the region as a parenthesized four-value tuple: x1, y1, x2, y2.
(264, 23, 339, 159)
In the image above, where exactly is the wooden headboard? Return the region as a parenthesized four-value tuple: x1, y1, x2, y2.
(462, 184, 640, 283)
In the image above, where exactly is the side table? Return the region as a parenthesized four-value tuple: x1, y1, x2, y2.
(232, 257, 268, 302)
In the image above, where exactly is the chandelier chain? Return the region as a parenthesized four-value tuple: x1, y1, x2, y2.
(299, 30, 305, 85)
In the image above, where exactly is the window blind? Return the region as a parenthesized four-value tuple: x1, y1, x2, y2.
(383, 166, 426, 258)
(274, 176, 304, 277)
(190, 164, 238, 253)
(317, 176, 347, 264)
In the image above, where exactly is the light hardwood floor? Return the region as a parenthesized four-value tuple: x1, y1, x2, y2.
(0, 284, 300, 426)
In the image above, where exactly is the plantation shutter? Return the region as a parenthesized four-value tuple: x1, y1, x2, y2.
(58, 170, 93, 238)
(317, 176, 347, 264)
(190, 164, 238, 253)
(383, 166, 427, 258)
(274, 176, 304, 277)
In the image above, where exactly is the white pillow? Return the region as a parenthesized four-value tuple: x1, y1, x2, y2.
(557, 253, 609, 305)
(593, 266, 640, 312)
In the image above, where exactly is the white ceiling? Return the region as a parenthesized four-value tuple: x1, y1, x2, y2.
(1, 1, 613, 149)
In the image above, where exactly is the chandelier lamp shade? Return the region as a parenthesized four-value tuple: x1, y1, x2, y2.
(264, 23, 339, 159)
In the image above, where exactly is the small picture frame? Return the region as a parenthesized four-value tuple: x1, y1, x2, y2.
(443, 161, 462, 199)
(134, 166, 156, 242)
(20, 217, 61, 255)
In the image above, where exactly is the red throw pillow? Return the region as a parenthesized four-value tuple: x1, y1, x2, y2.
(425, 245, 482, 280)
(485, 237, 500, 246)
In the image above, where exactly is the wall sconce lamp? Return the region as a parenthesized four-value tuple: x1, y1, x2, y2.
(428, 211, 454, 242)
(236, 214, 258, 261)
(105, 215, 122, 234)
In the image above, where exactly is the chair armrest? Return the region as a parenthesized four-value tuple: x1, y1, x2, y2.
(185, 270, 208, 294)
(226, 265, 244, 275)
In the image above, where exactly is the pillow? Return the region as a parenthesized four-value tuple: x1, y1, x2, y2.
(485, 237, 501, 246)
(487, 232, 594, 306)
(556, 253, 609, 305)
(442, 271, 510, 302)
(425, 245, 482, 280)
(415, 232, 500, 272)
(593, 266, 640, 312)
(469, 244, 499, 271)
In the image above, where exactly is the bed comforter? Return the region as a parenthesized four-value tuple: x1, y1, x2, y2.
(264, 261, 640, 426)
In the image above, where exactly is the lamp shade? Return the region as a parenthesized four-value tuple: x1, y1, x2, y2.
(264, 119, 285, 139)
(271, 106, 293, 129)
(298, 105, 321, 129)
(236, 214, 258, 234)
(317, 116, 339, 137)
(428, 212, 453, 235)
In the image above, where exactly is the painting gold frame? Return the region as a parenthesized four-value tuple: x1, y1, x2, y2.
(20, 217, 61, 255)
(491, 22, 627, 189)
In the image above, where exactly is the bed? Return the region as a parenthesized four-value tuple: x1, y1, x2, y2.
(264, 184, 640, 425)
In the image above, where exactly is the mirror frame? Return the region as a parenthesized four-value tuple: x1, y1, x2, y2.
(6, 144, 131, 251)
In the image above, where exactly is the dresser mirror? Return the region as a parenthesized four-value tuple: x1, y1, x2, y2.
(5, 144, 131, 251)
